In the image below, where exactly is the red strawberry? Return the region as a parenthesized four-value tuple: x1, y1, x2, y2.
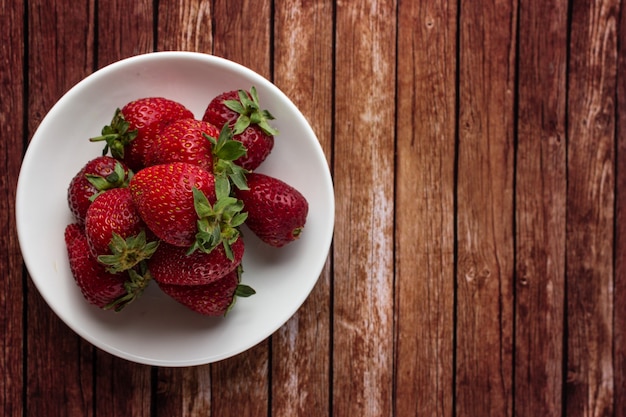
(67, 156, 131, 225)
(235, 172, 309, 247)
(130, 162, 247, 251)
(91, 97, 194, 170)
(157, 267, 255, 316)
(149, 236, 244, 286)
(65, 223, 150, 311)
(144, 118, 219, 171)
(202, 87, 278, 171)
(129, 162, 216, 247)
(84, 187, 158, 273)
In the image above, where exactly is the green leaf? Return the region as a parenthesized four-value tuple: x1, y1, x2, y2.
(223, 99, 245, 115)
(85, 161, 131, 193)
(221, 87, 279, 137)
(189, 185, 246, 256)
(233, 115, 250, 135)
(192, 187, 214, 218)
(222, 240, 234, 261)
(235, 284, 256, 297)
(229, 168, 249, 191)
(219, 140, 247, 160)
(89, 108, 138, 159)
(98, 230, 160, 274)
(209, 125, 249, 192)
(104, 260, 153, 312)
(231, 212, 248, 228)
(214, 176, 231, 201)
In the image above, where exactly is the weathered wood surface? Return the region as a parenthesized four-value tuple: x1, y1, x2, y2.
(2, 0, 625, 415)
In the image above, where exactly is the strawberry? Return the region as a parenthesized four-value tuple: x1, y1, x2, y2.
(84, 187, 159, 273)
(157, 267, 255, 316)
(129, 162, 216, 247)
(202, 87, 278, 171)
(235, 172, 309, 247)
(149, 236, 244, 286)
(143, 118, 219, 171)
(91, 97, 194, 170)
(129, 162, 246, 253)
(67, 156, 131, 225)
(65, 223, 151, 311)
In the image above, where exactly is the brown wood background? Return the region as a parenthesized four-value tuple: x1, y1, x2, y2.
(2, 0, 625, 415)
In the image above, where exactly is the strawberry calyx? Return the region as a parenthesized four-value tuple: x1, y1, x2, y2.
(188, 187, 248, 260)
(90, 108, 138, 159)
(104, 261, 153, 312)
(98, 229, 160, 274)
(204, 125, 249, 191)
(292, 227, 304, 239)
(235, 284, 256, 297)
(223, 86, 279, 137)
(86, 161, 133, 202)
(224, 266, 256, 316)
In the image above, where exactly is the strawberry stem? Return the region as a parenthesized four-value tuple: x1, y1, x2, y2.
(204, 125, 249, 192)
(86, 161, 133, 202)
(104, 261, 153, 312)
(90, 108, 138, 159)
(189, 187, 247, 258)
(98, 230, 160, 273)
(224, 266, 255, 315)
(223, 86, 279, 137)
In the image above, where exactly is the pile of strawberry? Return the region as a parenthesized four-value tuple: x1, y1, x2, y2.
(64, 87, 309, 317)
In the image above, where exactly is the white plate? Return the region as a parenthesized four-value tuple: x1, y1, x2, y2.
(16, 51, 334, 366)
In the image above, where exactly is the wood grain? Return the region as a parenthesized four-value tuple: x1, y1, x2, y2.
(395, 1, 456, 416)
(157, 0, 213, 52)
(155, 364, 211, 416)
(0, 0, 25, 416)
(211, 0, 271, 74)
(26, 1, 96, 416)
(514, 0, 567, 416)
(96, 0, 153, 68)
(272, 0, 334, 415)
(333, 1, 396, 416)
(565, 0, 619, 415)
(210, 343, 269, 417)
(456, 0, 516, 415)
(6, 1, 626, 415)
(615, 1, 626, 415)
(95, 354, 152, 416)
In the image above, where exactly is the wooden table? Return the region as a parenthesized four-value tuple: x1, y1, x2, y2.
(2, 0, 625, 416)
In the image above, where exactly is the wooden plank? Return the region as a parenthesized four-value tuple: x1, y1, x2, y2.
(94, 354, 152, 415)
(210, 344, 269, 416)
(25, 1, 96, 416)
(514, 0, 568, 416)
(96, 0, 153, 68)
(155, 365, 211, 415)
(615, 1, 626, 415)
(211, 0, 271, 74)
(271, 1, 333, 415)
(565, 0, 619, 415)
(456, 0, 516, 415)
(332, 1, 396, 416)
(157, 0, 213, 52)
(395, 1, 456, 416)
(93, 2, 155, 415)
(0, 0, 25, 416)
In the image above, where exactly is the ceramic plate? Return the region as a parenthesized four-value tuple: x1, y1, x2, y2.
(16, 51, 334, 366)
